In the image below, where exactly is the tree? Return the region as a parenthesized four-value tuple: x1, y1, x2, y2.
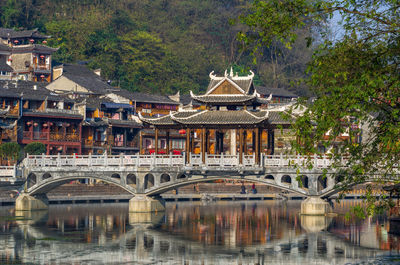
(238, 0, 400, 216)
(0, 142, 20, 164)
(24, 142, 46, 156)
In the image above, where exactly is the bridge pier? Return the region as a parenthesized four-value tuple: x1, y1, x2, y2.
(129, 195, 165, 213)
(300, 197, 331, 215)
(15, 193, 48, 211)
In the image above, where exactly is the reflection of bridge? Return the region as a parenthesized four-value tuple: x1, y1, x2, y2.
(10, 213, 382, 264)
(18, 153, 395, 212)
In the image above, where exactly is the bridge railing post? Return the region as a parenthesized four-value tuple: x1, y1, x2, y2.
(220, 153, 224, 167)
(189, 152, 192, 166)
(41, 153, 45, 167)
(88, 153, 92, 167)
(169, 153, 172, 166)
(314, 154, 318, 168)
(279, 153, 283, 167)
(73, 153, 76, 167)
(136, 154, 140, 166)
(104, 151, 108, 167)
(120, 154, 123, 167)
(57, 152, 61, 167)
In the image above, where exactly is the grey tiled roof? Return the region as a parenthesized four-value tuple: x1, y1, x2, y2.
(83, 118, 109, 127)
(0, 80, 71, 101)
(114, 90, 180, 105)
(255, 86, 298, 98)
(12, 44, 58, 54)
(0, 61, 13, 72)
(0, 44, 11, 52)
(22, 110, 83, 119)
(108, 118, 142, 128)
(0, 28, 49, 39)
(59, 64, 114, 95)
(206, 76, 253, 94)
(140, 109, 293, 126)
(191, 94, 257, 105)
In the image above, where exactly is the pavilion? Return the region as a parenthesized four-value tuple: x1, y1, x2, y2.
(139, 68, 293, 165)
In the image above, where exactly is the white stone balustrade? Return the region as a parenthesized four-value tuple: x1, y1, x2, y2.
(24, 153, 336, 169)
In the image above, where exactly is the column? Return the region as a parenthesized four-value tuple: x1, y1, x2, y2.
(239, 128, 243, 164)
(255, 128, 260, 164)
(201, 127, 206, 164)
(139, 131, 143, 154)
(220, 130, 224, 154)
(166, 130, 170, 154)
(215, 130, 219, 154)
(191, 130, 195, 153)
(206, 129, 210, 154)
(230, 129, 236, 155)
(154, 128, 159, 154)
(243, 130, 247, 155)
(267, 129, 274, 155)
(186, 128, 191, 163)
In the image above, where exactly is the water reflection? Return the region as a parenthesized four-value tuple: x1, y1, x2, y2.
(0, 201, 399, 264)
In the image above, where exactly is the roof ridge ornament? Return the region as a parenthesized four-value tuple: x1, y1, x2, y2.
(224, 69, 228, 77)
(230, 67, 233, 77)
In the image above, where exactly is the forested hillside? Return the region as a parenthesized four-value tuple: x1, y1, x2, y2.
(0, 0, 314, 95)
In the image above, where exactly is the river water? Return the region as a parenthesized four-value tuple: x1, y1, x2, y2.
(0, 201, 399, 264)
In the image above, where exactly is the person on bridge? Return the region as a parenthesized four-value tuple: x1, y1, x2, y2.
(251, 183, 257, 194)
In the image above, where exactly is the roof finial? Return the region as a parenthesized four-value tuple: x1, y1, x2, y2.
(224, 69, 228, 77)
(230, 66, 233, 77)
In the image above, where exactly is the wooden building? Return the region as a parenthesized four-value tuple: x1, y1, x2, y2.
(140, 69, 293, 163)
(0, 28, 57, 82)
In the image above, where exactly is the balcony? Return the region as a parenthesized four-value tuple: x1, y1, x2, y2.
(29, 108, 80, 116)
(83, 139, 107, 147)
(23, 131, 80, 142)
(112, 139, 139, 149)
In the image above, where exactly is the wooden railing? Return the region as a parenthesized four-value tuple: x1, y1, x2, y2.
(23, 131, 80, 142)
(24, 153, 336, 169)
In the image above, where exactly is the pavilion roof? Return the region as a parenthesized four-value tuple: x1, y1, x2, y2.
(139, 109, 292, 127)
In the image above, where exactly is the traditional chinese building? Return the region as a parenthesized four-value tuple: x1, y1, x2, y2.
(0, 28, 57, 82)
(140, 69, 293, 163)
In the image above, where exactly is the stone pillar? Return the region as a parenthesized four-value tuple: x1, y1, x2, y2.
(129, 195, 165, 213)
(300, 197, 331, 215)
(230, 129, 236, 155)
(15, 194, 48, 211)
(139, 131, 143, 154)
(239, 128, 243, 165)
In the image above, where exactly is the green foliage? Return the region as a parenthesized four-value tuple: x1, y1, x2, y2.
(0, 0, 313, 96)
(24, 142, 46, 156)
(0, 142, 20, 161)
(239, 0, 400, 216)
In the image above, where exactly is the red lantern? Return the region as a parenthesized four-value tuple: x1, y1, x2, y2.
(13, 40, 19, 44)
(33, 122, 38, 127)
(42, 40, 47, 44)
(43, 123, 48, 127)
(40, 55, 45, 59)
(29, 39, 34, 43)
(179, 129, 186, 135)
(26, 121, 32, 126)
(40, 75, 45, 78)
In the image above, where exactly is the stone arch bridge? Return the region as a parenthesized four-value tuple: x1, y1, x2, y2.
(17, 153, 391, 212)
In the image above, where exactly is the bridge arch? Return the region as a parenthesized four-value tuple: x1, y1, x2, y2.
(144, 174, 155, 189)
(298, 175, 309, 189)
(27, 173, 37, 189)
(144, 175, 307, 197)
(25, 173, 136, 196)
(160, 174, 171, 183)
(318, 175, 327, 191)
(111, 173, 121, 179)
(281, 175, 292, 184)
(265, 175, 274, 180)
(42, 173, 52, 181)
(127, 174, 137, 186)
